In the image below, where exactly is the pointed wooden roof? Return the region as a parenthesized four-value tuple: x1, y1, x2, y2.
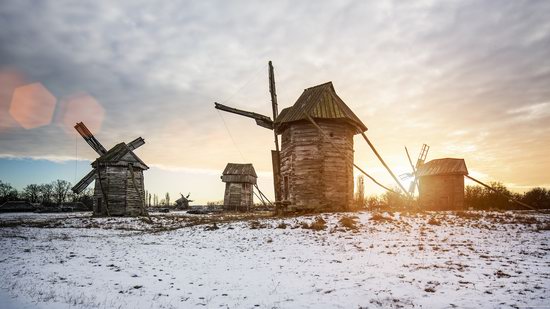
(275, 81, 367, 133)
(416, 158, 468, 177)
(92, 142, 148, 170)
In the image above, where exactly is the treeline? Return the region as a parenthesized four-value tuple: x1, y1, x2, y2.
(1, 179, 175, 209)
(0, 179, 93, 208)
(354, 176, 550, 210)
(464, 182, 550, 210)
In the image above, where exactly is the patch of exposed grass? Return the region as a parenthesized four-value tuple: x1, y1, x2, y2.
(339, 216, 358, 230)
(370, 213, 393, 222)
(427, 217, 441, 226)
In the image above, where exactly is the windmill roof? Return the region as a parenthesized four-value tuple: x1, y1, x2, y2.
(222, 163, 257, 178)
(93, 143, 148, 169)
(275, 82, 367, 133)
(416, 158, 468, 177)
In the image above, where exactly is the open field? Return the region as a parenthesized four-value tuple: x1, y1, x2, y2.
(0, 211, 549, 308)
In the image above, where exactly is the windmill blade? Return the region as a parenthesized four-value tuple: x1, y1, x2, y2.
(405, 146, 419, 195)
(72, 169, 96, 194)
(214, 102, 273, 130)
(74, 122, 107, 155)
(127, 137, 145, 150)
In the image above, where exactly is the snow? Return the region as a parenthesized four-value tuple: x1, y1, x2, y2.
(0, 211, 548, 308)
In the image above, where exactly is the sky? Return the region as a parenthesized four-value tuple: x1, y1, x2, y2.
(0, 0, 549, 204)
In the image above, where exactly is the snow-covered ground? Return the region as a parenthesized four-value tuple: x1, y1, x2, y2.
(0, 211, 548, 308)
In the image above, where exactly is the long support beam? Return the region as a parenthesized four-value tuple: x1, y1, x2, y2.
(361, 132, 411, 198)
(465, 175, 542, 213)
(302, 113, 400, 195)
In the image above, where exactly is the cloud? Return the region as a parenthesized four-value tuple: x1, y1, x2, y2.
(1, 0, 550, 197)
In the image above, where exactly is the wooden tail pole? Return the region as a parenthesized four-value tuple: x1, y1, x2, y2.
(465, 175, 541, 213)
(303, 113, 400, 195)
(361, 132, 411, 198)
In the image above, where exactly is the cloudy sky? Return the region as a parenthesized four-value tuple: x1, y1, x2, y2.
(0, 0, 549, 203)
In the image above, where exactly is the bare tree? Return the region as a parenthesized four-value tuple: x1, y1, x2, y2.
(23, 184, 41, 203)
(39, 183, 54, 204)
(354, 175, 365, 209)
(0, 180, 18, 203)
(52, 179, 71, 206)
(165, 192, 170, 206)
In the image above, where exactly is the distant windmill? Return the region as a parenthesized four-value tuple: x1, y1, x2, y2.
(71, 122, 149, 217)
(401, 144, 430, 196)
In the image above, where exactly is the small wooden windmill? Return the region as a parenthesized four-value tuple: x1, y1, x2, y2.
(71, 122, 148, 216)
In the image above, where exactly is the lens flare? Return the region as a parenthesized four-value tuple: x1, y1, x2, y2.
(9, 82, 57, 129)
(58, 93, 105, 135)
(0, 69, 27, 131)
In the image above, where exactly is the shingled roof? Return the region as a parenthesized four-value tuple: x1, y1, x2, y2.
(222, 163, 257, 178)
(92, 143, 148, 169)
(416, 158, 468, 177)
(274, 81, 368, 133)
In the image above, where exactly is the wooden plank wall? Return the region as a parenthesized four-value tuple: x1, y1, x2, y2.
(223, 182, 254, 211)
(93, 165, 146, 216)
(419, 175, 465, 210)
(280, 120, 355, 211)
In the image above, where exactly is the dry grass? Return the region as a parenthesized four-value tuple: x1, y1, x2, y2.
(370, 213, 393, 222)
(339, 216, 358, 230)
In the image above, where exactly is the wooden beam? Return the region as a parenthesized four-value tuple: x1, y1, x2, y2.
(72, 169, 96, 194)
(465, 175, 542, 213)
(127, 137, 145, 150)
(361, 132, 411, 198)
(302, 113, 399, 195)
(269, 61, 283, 206)
(214, 102, 273, 129)
(74, 122, 107, 156)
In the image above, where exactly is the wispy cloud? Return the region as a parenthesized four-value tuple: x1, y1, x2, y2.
(1, 0, 549, 197)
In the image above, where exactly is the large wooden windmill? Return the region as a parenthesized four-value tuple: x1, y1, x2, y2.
(215, 62, 409, 212)
(71, 122, 148, 216)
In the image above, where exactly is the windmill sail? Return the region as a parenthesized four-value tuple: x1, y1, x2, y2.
(127, 137, 145, 150)
(75, 122, 107, 155)
(72, 169, 96, 194)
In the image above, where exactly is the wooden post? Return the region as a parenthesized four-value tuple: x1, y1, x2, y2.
(269, 61, 283, 213)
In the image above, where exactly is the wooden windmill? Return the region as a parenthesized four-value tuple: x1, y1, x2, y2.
(71, 122, 149, 217)
(215, 62, 410, 212)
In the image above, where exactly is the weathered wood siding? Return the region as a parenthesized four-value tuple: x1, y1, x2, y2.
(279, 120, 355, 211)
(125, 167, 145, 216)
(418, 175, 465, 210)
(223, 182, 253, 211)
(93, 165, 145, 216)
